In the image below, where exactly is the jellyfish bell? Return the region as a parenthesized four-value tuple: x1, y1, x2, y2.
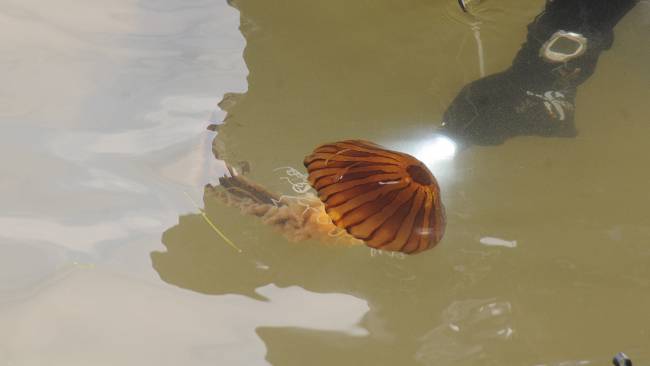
(304, 140, 446, 254)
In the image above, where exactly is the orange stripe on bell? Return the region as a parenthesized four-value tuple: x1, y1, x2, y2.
(304, 140, 445, 254)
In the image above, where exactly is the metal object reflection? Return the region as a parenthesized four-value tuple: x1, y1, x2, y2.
(612, 352, 632, 366)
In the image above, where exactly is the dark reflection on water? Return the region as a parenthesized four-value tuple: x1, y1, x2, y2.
(152, 185, 519, 365)
(152, 185, 650, 365)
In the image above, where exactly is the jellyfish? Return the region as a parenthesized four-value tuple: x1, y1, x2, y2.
(304, 140, 445, 254)
(208, 140, 445, 254)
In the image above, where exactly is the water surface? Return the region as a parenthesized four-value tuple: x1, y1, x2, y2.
(1, 0, 649, 365)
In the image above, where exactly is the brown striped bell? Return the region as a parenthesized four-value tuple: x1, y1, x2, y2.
(303, 140, 445, 254)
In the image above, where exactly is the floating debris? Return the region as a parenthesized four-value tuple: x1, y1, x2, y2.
(479, 236, 517, 248)
(184, 191, 242, 253)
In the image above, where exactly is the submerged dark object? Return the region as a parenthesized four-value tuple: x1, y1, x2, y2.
(458, 0, 468, 12)
(304, 140, 445, 254)
(444, 0, 638, 146)
(613, 352, 632, 366)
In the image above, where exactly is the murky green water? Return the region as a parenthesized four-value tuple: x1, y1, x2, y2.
(1, 0, 649, 365)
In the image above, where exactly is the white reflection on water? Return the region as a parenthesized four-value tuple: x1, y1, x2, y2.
(0, 216, 162, 253)
(80, 168, 149, 193)
(533, 361, 591, 366)
(415, 298, 513, 365)
(479, 236, 518, 248)
(0, 0, 246, 280)
(0, 268, 368, 366)
(49, 95, 228, 187)
(51, 96, 215, 157)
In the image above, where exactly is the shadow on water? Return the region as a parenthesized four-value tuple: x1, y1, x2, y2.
(151, 184, 518, 365)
